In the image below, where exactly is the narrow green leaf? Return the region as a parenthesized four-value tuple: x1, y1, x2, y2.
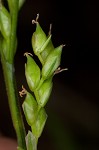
(0, 5, 11, 39)
(7, 0, 18, 14)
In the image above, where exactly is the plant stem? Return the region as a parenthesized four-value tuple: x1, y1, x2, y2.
(0, 0, 26, 149)
(1, 55, 26, 149)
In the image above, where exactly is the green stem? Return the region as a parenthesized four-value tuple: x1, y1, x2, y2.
(0, 0, 26, 149)
(1, 54, 26, 150)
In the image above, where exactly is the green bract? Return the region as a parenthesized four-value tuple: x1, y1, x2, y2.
(31, 108, 47, 138)
(22, 92, 38, 126)
(25, 54, 40, 91)
(32, 22, 52, 56)
(37, 77, 53, 107)
(0, 5, 11, 39)
(42, 45, 63, 79)
(41, 37, 54, 62)
(25, 131, 37, 150)
(32, 22, 47, 55)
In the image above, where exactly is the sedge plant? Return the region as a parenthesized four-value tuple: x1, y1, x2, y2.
(0, 0, 67, 150)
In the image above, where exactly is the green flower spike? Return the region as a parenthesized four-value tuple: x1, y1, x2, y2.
(42, 44, 65, 80)
(24, 53, 40, 91)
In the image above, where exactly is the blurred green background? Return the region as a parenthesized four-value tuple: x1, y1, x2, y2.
(0, 0, 99, 149)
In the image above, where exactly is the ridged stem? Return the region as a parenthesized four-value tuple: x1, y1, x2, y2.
(1, 54, 26, 150)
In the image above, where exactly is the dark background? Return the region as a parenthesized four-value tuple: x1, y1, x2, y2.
(0, 0, 99, 150)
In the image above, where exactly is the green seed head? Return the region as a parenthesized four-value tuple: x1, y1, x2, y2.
(22, 92, 38, 126)
(25, 53, 41, 91)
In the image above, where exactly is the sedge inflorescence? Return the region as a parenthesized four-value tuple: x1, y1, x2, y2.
(19, 14, 67, 149)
